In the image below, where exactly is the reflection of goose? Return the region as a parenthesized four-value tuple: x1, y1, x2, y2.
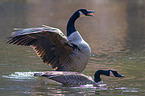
(34, 70, 124, 86)
(7, 9, 94, 72)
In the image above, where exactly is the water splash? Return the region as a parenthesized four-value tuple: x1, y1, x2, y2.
(115, 87, 138, 92)
(2, 71, 44, 80)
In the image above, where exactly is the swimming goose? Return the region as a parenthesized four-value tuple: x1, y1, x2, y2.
(6, 9, 94, 72)
(34, 70, 124, 86)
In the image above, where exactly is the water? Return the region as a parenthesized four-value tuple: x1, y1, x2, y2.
(0, 0, 145, 96)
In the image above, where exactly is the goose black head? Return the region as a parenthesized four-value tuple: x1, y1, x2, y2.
(94, 70, 124, 83)
(109, 70, 124, 77)
(78, 9, 95, 17)
(67, 8, 94, 36)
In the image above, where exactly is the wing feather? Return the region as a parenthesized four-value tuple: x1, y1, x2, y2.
(7, 25, 74, 69)
(45, 75, 90, 86)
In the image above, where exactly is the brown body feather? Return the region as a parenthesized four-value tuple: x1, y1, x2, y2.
(35, 71, 96, 86)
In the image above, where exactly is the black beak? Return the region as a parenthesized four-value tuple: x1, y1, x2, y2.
(116, 73, 124, 78)
(87, 10, 95, 16)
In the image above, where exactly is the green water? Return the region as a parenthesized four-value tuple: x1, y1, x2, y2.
(0, 0, 145, 96)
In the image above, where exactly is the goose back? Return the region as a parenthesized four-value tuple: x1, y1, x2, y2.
(35, 71, 96, 86)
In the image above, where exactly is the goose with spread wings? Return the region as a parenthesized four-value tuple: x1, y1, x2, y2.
(7, 9, 94, 72)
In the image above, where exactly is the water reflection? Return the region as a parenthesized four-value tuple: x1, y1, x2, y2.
(2, 71, 139, 96)
(30, 81, 138, 96)
(0, 0, 145, 96)
(126, 1, 145, 53)
(31, 82, 139, 96)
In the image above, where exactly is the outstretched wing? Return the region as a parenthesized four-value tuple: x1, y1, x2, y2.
(7, 25, 74, 69)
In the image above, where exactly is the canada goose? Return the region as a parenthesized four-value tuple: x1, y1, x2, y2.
(6, 9, 94, 72)
(34, 70, 124, 86)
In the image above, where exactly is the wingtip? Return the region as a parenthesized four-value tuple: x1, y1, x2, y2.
(42, 25, 50, 28)
(11, 32, 16, 36)
(13, 28, 24, 31)
(5, 37, 12, 44)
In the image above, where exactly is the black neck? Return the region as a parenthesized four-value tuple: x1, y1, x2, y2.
(94, 70, 110, 83)
(67, 11, 80, 36)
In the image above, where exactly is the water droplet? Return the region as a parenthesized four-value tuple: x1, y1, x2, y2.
(129, 57, 132, 59)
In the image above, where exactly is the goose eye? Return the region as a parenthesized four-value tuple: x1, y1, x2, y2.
(113, 71, 118, 75)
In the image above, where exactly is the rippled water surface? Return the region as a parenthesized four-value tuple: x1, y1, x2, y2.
(0, 0, 145, 96)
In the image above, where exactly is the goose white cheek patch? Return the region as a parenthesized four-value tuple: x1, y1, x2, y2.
(110, 71, 114, 77)
(79, 11, 85, 17)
